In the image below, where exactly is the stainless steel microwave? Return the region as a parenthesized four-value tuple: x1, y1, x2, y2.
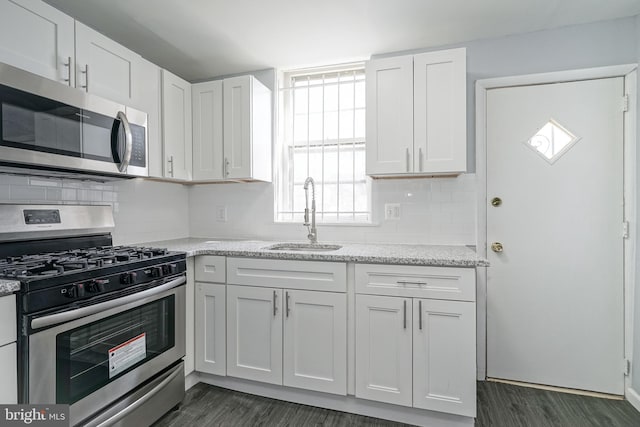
(0, 63, 148, 178)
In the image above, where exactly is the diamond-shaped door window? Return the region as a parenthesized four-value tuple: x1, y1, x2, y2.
(524, 119, 580, 164)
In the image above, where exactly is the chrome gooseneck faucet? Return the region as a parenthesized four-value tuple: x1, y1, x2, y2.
(303, 177, 317, 244)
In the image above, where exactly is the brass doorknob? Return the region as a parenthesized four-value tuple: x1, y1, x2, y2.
(491, 197, 502, 207)
(491, 242, 503, 253)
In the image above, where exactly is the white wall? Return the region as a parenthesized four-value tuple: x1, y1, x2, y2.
(631, 13, 640, 397)
(0, 174, 189, 245)
(190, 16, 639, 246)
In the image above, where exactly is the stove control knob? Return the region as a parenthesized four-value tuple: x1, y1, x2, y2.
(162, 264, 177, 275)
(66, 284, 85, 299)
(120, 272, 137, 285)
(88, 279, 108, 293)
(151, 266, 164, 278)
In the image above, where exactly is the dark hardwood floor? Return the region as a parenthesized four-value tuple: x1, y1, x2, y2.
(153, 381, 640, 427)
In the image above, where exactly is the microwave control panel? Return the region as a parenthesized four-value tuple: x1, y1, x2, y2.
(129, 123, 146, 167)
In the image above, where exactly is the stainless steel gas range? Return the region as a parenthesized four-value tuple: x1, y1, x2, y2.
(0, 204, 186, 426)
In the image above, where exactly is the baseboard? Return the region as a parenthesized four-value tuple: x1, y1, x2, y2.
(185, 372, 201, 391)
(627, 387, 640, 413)
(196, 373, 474, 427)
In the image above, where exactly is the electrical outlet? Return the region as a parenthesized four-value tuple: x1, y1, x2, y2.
(384, 203, 401, 220)
(215, 206, 227, 222)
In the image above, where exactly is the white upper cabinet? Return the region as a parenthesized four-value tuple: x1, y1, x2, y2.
(133, 57, 162, 177)
(75, 21, 141, 105)
(0, 0, 74, 85)
(223, 75, 272, 181)
(162, 69, 192, 180)
(192, 75, 272, 182)
(366, 48, 466, 176)
(365, 56, 414, 175)
(192, 80, 224, 180)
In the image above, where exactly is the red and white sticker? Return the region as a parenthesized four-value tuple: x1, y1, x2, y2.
(108, 333, 147, 378)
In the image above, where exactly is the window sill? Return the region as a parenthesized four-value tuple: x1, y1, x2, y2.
(273, 221, 380, 227)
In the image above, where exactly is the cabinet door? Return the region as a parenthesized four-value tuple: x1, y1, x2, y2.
(134, 57, 162, 177)
(355, 295, 412, 406)
(162, 69, 193, 180)
(0, 0, 74, 85)
(223, 75, 252, 179)
(227, 285, 282, 384)
(413, 48, 466, 174)
(365, 55, 414, 175)
(195, 282, 226, 376)
(413, 299, 476, 417)
(192, 81, 224, 180)
(75, 21, 139, 104)
(283, 290, 346, 395)
(0, 343, 17, 404)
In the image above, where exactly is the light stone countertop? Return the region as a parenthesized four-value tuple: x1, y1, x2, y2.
(0, 279, 21, 297)
(134, 238, 489, 268)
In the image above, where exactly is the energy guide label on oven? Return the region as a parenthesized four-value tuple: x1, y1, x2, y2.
(108, 333, 147, 378)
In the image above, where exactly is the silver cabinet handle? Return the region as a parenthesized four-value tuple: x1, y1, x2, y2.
(115, 111, 133, 173)
(286, 291, 290, 317)
(418, 300, 423, 330)
(273, 290, 278, 316)
(419, 147, 424, 172)
(224, 157, 230, 177)
(403, 300, 407, 329)
(31, 276, 186, 330)
(81, 64, 89, 91)
(63, 56, 72, 86)
(167, 155, 174, 177)
(397, 280, 427, 286)
(406, 148, 410, 172)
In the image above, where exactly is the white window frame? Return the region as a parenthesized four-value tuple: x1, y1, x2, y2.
(274, 63, 371, 224)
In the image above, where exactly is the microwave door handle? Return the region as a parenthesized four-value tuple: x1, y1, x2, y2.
(30, 276, 186, 330)
(115, 111, 133, 173)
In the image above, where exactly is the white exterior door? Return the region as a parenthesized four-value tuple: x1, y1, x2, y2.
(355, 295, 412, 407)
(192, 80, 224, 180)
(283, 290, 347, 395)
(486, 78, 625, 394)
(0, 0, 74, 86)
(223, 75, 251, 179)
(413, 299, 476, 416)
(365, 55, 413, 175)
(226, 285, 283, 385)
(195, 282, 226, 376)
(75, 22, 139, 104)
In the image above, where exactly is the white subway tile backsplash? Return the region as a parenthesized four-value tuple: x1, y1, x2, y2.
(10, 185, 47, 201)
(46, 188, 63, 201)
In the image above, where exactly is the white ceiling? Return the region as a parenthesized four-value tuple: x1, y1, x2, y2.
(44, 0, 640, 82)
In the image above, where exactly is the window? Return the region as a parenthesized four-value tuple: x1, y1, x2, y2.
(275, 64, 371, 223)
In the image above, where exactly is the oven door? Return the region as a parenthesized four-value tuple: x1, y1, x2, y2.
(27, 276, 185, 426)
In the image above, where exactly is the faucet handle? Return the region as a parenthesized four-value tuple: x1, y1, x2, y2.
(303, 208, 310, 226)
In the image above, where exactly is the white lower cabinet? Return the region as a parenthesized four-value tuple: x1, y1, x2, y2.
(413, 298, 476, 416)
(283, 289, 346, 395)
(355, 264, 477, 418)
(226, 284, 347, 395)
(195, 282, 226, 376)
(355, 295, 413, 406)
(226, 285, 283, 385)
(0, 342, 17, 404)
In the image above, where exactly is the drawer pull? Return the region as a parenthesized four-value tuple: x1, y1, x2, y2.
(273, 290, 278, 316)
(396, 280, 427, 286)
(403, 300, 407, 329)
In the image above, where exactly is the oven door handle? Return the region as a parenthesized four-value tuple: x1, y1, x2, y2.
(31, 276, 186, 330)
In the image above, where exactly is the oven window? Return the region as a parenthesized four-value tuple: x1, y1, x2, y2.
(56, 295, 175, 404)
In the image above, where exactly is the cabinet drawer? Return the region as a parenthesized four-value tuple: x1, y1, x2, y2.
(355, 264, 475, 302)
(0, 295, 16, 346)
(195, 256, 226, 283)
(227, 258, 346, 292)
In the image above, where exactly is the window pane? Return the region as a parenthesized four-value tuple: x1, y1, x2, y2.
(354, 109, 365, 139)
(309, 112, 322, 142)
(309, 86, 323, 114)
(339, 82, 354, 110)
(325, 85, 338, 112)
(355, 81, 365, 109)
(293, 114, 308, 143)
(294, 88, 308, 114)
(324, 112, 338, 141)
(339, 183, 354, 213)
(339, 110, 354, 139)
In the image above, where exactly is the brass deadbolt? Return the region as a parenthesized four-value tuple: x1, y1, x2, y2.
(491, 242, 504, 253)
(491, 197, 502, 207)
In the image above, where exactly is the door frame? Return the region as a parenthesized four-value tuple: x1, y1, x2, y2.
(475, 64, 638, 398)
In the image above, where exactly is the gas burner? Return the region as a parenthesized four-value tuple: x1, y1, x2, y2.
(0, 245, 171, 279)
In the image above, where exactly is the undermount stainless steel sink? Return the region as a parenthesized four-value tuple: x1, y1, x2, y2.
(265, 243, 342, 252)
